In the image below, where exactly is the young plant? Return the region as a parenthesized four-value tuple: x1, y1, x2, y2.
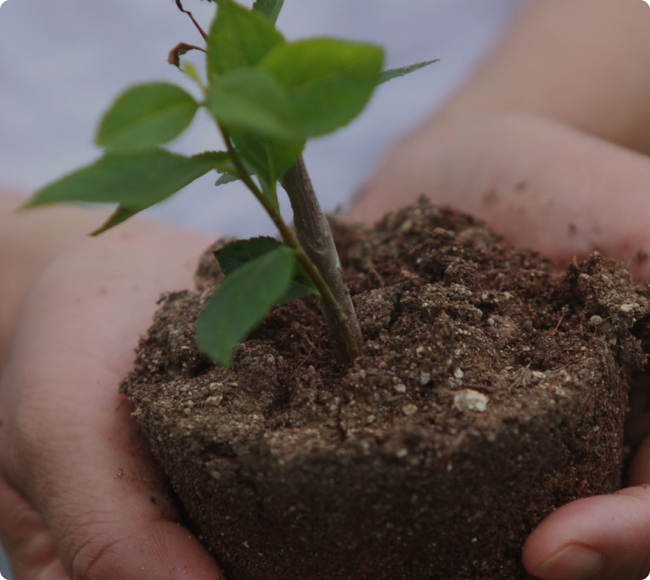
(26, 0, 437, 366)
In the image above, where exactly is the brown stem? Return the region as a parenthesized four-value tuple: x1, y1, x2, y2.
(174, 0, 208, 41)
(282, 156, 363, 362)
(216, 126, 361, 362)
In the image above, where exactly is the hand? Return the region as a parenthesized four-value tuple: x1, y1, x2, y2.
(353, 111, 650, 579)
(5, 114, 650, 580)
(0, 221, 224, 580)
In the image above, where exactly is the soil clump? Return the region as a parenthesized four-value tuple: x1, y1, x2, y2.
(123, 198, 650, 580)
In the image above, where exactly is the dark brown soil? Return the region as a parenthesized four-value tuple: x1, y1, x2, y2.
(122, 198, 650, 580)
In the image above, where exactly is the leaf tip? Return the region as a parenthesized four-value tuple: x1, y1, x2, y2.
(196, 323, 232, 368)
(89, 224, 107, 237)
(15, 199, 36, 213)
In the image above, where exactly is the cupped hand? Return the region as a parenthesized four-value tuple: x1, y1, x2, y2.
(5, 113, 650, 580)
(0, 221, 224, 580)
(353, 111, 650, 580)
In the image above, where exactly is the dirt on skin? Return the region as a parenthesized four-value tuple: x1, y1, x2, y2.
(122, 198, 650, 580)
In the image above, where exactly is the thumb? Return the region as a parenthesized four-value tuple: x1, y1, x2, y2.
(524, 432, 650, 580)
(523, 485, 650, 580)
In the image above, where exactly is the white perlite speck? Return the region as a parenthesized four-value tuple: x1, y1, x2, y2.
(402, 403, 418, 416)
(453, 389, 488, 412)
(420, 372, 431, 385)
(394, 383, 407, 393)
(453, 367, 464, 379)
(620, 303, 638, 313)
(206, 394, 223, 406)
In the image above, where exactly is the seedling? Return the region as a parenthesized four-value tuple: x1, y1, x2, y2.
(26, 0, 437, 366)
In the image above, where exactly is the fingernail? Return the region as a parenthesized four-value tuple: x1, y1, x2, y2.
(534, 545, 605, 580)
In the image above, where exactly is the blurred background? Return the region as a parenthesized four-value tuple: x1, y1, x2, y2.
(0, 0, 523, 576)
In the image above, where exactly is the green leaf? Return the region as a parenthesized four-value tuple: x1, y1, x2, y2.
(207, 0, 285, 79)
(207, 68, 300, 140)
(379, 58, 439, 85)
(96, 83, 199, 151)
(259, 38, 384, 137)
(284, 255, 320, 302)
(26, 150, 229, 208)
(210, 67, 304, 188)
(196, 245, 294, 366)
(212, 137, 299, 214)
(252, 0, 285, 23)
(214, 159, 242, 185)
(181, 61, 207, 91)
(217, 236, 319, 301)
(217, 236, 281, 275)
(215, 172, 239, 186)
(282, 278, 315, 302)
(90, 205, 142, 236)
(262, 179, 279, 212)
(214, 157, 254, 186)
(228, 125, 304, 190)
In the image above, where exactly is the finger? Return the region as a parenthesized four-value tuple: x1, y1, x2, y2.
(625, 373, 650, 449)
(0, 471, 67, 580)
(627, 428, 650, 488)
(0, 223, 223, 580)
(522, 486, 650, 580)
(353, 112, 650, 280)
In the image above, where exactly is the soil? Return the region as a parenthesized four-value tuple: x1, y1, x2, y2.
(122, 198, 650, 580)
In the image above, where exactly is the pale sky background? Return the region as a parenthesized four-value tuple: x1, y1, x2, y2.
(0, 0, 524, 237)
(0, 1, 524, 577)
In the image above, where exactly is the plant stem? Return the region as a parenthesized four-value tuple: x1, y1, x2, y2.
(217, 128, 362, 362)
(282, 155, 363, 361)
(174, 0, 208, 40)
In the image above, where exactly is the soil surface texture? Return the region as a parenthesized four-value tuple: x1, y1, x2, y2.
(123, 198, 650, 580)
